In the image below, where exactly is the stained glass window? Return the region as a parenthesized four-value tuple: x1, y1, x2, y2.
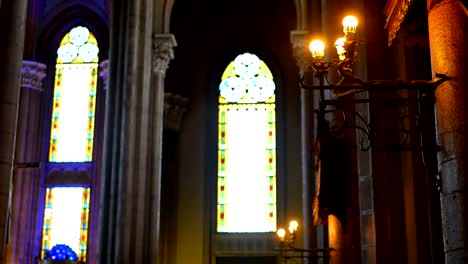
(49, 26, 99, 162)
(41, 187, 91, 261)
(217, 53, 277, 232)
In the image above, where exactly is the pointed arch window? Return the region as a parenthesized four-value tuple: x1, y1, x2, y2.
(217, 53, 277, 233)
(41, 26, 99, 262)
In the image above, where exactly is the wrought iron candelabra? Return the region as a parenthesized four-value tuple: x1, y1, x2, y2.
(277, 14, 450, 264)
(303, 15, 448, 152)
(276, 221, 333, 264)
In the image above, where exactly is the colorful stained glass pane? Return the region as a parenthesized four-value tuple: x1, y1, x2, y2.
(217, 53, 276, 233)
(41, 187, 91, 261)
(49, 26, 99, 162)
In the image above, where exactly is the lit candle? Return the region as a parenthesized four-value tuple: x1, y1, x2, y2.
(309, 40, 325, 59)
(288, 220, 299, 234)
(276, 228, 286, 242)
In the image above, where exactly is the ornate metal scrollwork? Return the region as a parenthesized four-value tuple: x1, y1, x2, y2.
(317, 98, 427, 152)
(303, 70, 449, 152)
(317, 105, 374, 151)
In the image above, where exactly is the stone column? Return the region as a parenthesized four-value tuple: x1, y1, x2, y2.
(290, 30, 316, 250)
(97, 0, 176, 262)
(98, 0, 154, 262)
(7, 61, 46, 263)
(427, 1, 468, 263)
(150, 33, 177, 263)
(0, 0, 29, 261)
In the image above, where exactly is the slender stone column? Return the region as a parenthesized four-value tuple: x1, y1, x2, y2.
(0, 0, 29, 261)
(290, 31, 315, 250)
(98, 0, 155, 262)
(98, 0, 176, 262)
(7, 61, 46, 263)
(427, 1, 468, 263)
(149, 33, 177, 263)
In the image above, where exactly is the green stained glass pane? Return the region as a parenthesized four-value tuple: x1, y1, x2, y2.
(269, 176, 275, 186)
(219, 107, 227, 123)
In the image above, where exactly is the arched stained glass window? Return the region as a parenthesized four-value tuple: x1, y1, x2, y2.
(41, 26, 98, 262)
(49, 26, 99, 162)
(217, 53, 277, 233)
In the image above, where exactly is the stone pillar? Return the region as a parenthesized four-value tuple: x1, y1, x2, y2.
(427, 1, 468, 263)
(0, 0, 29, 261)
(150, 34, 177, 263)
(290, 30, 316, 250)
(7, 61, 46, 263)
(97, 0, 176, 262)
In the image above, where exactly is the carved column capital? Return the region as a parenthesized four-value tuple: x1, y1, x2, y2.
(152, 34, 177, 75)
(164, 92, 189, 131)
(290, 30, 312, 77)
(99, 59, 109, 90)
(384, 0, 414, 46)
(21, 60, 47, 92)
